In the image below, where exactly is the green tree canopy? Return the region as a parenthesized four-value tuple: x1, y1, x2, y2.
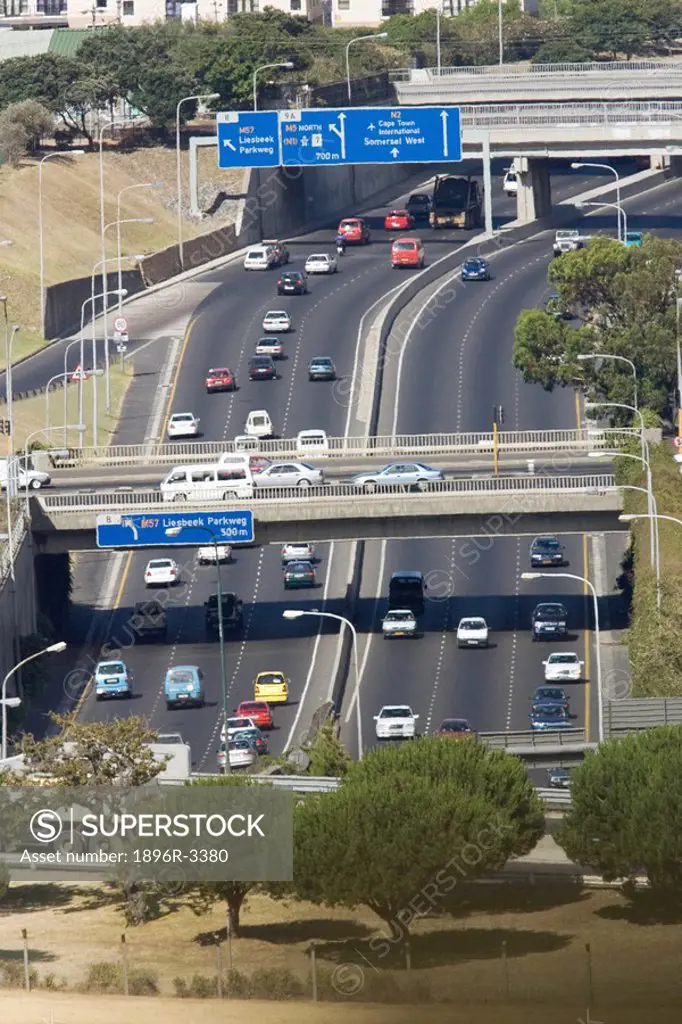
(306, 719, 350, 777)
(558, 725, 682, 891)
(289, 738, 543, 938)
(571, 0, 649, 57)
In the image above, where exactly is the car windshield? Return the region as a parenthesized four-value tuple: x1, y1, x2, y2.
(251, 357, 271, 366)
(288, 562, 312, 571)
(464, 260, 482, 268)
(408, 195, 429, 205)
(172, 414, 193, 421)
(247, 250, 265, 258)
(460, 619, 484, 629)
(312, 358, 332, 366)
(267, 311, 287, 318)
(535, 605, 565, 619)
(149, 560, 171, 569)
(232, 730, 257, 742)
(308, 254, 328, 261)
(382, 708, 411, 718)
(393, 242, 415, 251)
(258, 674, 284, 686)
(99, 662, 124, 674)
(537, 689, 564, 700)
(533, 704, 565, 718)
(209, 368, 230, 376)
(341, 220, 360, 228)
(169, 670, 193, 684)
(535, 538, 560, 549)
(240, 704, 262, 712)
(549, 654, 577, 664)
(386, 610, 412, 620)
(442, 720, 467, 731)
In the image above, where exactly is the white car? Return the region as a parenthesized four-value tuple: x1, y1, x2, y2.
(244, 410, 274, 439)
(503, 169, 518, 196)
(543, 652, 584, 682)
(281, 542, 315, 564)
(197, 545, 232, 565)
(374, 705, 419, 740)
(0, 459, 51, 490)
(255, 337, 283, 359)
(382, 609, 417, 638)
(144, 558, 179, 587)
(244, 246, 275, 270)
(456, 617, 489, 649)
(255, 462, 323, 489)
(262, 310, 291, 332)
(218, 739, 258, 770)
(221, 716, 257, 741)
(167, 412, 200, 439)
(296, 429, 329, 456)
(305, 253, 338, 274)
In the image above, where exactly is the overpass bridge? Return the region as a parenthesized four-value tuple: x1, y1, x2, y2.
(29, 473, 624, 551)
(393, 60, 682, 106)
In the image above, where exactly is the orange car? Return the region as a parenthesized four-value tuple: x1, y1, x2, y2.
(234, 700, 274, 730)
(337, 217, 370, 244)
(205, 367, 236, 393)
(384, 209, 412, 231)
(391, 236, 425, 269)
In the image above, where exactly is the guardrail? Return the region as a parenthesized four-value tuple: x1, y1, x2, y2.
(35, 473, 619, 515)
(457, 102, 682, 127)
(46, 428, 633, 470)
(480, 728, 588, 748)
(429, 60, 682, 77)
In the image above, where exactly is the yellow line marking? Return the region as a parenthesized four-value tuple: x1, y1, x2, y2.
(582, 532, 591, 742)
(158, 317, 197, 449)
(74, 550, 134, 719)
(574, 387, 582, 429)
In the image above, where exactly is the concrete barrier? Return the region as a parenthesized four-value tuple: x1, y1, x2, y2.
(44, 268, 145, 342)
(0, 527, 37, 686)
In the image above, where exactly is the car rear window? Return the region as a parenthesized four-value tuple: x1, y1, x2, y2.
(149, 560, 171, 569)
(100, 662, 124, 674)
(393, 242, 416, 251)
(169, 670, 193, 684)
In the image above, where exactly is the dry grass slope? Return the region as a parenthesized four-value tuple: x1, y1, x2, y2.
(0, 145, 245, 363)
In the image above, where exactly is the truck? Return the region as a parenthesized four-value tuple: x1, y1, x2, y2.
(205, 592, 244, 635)
(131, 600, 167, 641)
(552, 229, 589, 256)
(430, 175, 482, 230)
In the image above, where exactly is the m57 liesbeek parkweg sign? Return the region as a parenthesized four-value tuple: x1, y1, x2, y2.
(217, 107, 462, 169)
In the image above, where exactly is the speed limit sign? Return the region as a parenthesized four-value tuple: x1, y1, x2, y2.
(113, 316, 128, 333)
(674, 436, 682, 448)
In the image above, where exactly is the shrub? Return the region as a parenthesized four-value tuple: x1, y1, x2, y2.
(224, 968, 252, 998)
(81, 960, 157, 996)
(249, 967, 304, 1000)
(0, 960, 38, 989)
(173, 973, 219, 998)
(316, 967, 433, 1003)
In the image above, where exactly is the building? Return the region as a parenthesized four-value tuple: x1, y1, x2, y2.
(332, 0, 537, 28)
(66, 0, 321, 27)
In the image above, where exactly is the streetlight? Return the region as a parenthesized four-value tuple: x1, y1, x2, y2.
(571, 162, 623, 242)
(98, 117, 124, 394)
(346, 34, 387, 105)
(116, 182, 163, 315)
(676, 294, 682, 439)
(521, 572, 603, 743)
(38, 150, 84, 339)
(617, 486, 661, 611)
(1, 641, 66, 761)
(575, 200, 627, 246)
(165, 525, 229, 771)
(584, 399, 645, 465)
(253, 61, 294, 112)
(588, 448, 656, 571)
(498, 0, 503, 65)
(436, 5, 441, 73)
(577, 352, 638, 411)
(45, 368, 102, 432)
(0, 298, 19, 446)
(281, 609, 362, 758)
(176, 93, 220, 270)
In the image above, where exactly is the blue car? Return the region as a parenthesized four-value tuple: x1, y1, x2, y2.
(529, 701, 572, 730)
(308, 356, 337, 381)
(624, 231, 643, 248)
(94, 660, 132, 701)
(283, 560, 316, 589)
(462, 257, 490, 281)
(164, 665, 205, 710)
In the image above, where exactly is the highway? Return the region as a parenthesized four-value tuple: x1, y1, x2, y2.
(340, 172, 682, 760)
(44, 158, 642, 770)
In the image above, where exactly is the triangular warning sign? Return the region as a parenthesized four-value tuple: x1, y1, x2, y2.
(71, 364, 87, 382)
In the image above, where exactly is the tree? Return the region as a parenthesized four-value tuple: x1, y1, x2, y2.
(9, 713, 165, 786)
(512, 308, 590, 391)
(0, 100, 52, 151)
(289, 739, 544, 940)
(572, 0, 648, 57)
(306, 719, 350, 777)
(557, 725, 682, 892)
(0, 859, 9, 903)
(532, 40, 594, 63)
(0, 117, 29, 166)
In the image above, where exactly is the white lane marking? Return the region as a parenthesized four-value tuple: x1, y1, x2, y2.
(345, 537, 387, 726)
(424, 538, 456, 734)
(144, 335, 181, 448)
(506, 538, 521, 731)
(284, 540, 338, 752)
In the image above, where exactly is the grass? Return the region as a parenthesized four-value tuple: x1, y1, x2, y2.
(1, 884, 682, 1007)
(618, 440, 682, 696)
(0, 144, 245, 363)
(6, 362, 132, 451)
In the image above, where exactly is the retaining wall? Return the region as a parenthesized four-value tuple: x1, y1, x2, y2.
(44, 269, 144, 344)
(0, 530, 37, 686)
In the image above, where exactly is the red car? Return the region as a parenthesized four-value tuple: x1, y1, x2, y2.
(337, 217, 370, 245)
(235, 700, 273, 730)
(435, 718, 476, 739)
(384, 209, 412, 231)
(249, 456, 271, 475)
(205, 367, 236, 393)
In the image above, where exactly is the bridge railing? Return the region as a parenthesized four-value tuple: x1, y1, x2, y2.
(35, 473, 618, 515)
(458, 102, 682, 127)
(46, 428, 634, 470)
(428, 60, 682, 77)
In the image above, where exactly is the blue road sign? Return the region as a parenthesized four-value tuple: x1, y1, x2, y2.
(96, 511, 255, 549)
(217, 111, 280, 169)
(279, 106, 461, 167)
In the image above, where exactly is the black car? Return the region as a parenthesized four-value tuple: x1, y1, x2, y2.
(531, 686, 569, 709)
(548, 767, 573, 789)
(531, 603, 568, 641)
(248, 355, 276, 380)
(405, 193, 432, 220)
(530, 535, 564, 567)
(277, 270, 308, 295)
(308, 356, 337, 381)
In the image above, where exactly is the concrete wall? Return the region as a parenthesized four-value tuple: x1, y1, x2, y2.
(0, 530, 37, 688)
(44, 269, 145, 342)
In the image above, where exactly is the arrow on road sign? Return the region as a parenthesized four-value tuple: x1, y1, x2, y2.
(441, 110, 449, 157)
(329, 112, 346, 160)
(223, 139, 236, 151)
(71, 364, 87, 382)
(390, 147, 399, 158)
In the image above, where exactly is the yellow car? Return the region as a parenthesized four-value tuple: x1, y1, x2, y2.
(254, 671, 289, 704)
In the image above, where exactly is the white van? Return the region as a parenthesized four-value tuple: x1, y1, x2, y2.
(0, 457, 51, 491)
(296, 429, 329, 455)
(503, 160, 520, 196)
(243, 246, 274, 271)
(245, 410, 274, 439)
(160, 463, 254, 502)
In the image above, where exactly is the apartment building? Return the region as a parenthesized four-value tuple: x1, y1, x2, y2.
(332, 0, 537, 28)
(65, 0, 321, 27)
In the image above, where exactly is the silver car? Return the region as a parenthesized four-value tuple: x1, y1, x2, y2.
(262, 310, 291, 332)
(281, 542, 316, 564)
(255, 462, 324, 489)
(351, 462, 444, 492)
(255, 336, 283, 358)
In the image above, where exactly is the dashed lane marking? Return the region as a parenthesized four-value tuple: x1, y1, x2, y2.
(424, 538, 456, 735)
(505, 538, 522, 731)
